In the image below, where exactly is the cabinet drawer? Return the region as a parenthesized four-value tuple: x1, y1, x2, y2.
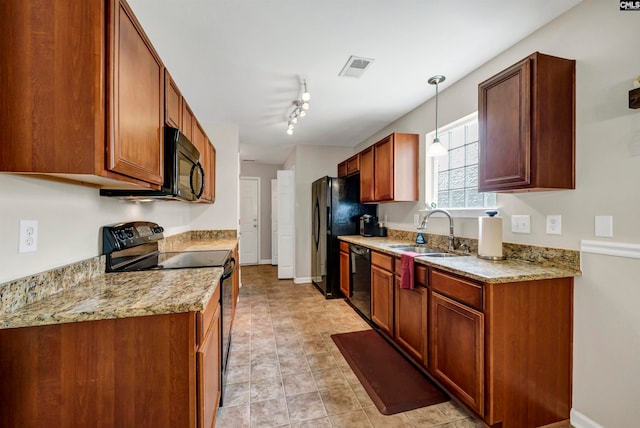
(197, 283, 221, 346)
(371, 251, 393, 272)
(339, 241, 349, 252)
(430, 270, 483, 311)
(394, 259, 427, 286)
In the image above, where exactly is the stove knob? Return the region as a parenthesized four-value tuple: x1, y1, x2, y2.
(153, 226, 164, 234)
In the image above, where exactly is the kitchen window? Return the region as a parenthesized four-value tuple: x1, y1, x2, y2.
(429, 113, 496, 213)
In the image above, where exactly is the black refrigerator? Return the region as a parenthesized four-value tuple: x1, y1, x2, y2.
(311, 175, 377, 298)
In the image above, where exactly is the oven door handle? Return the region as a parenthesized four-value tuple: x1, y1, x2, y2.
(222, 257, 236, 281)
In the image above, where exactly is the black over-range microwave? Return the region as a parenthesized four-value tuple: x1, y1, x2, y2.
(100, 126, 205, 202)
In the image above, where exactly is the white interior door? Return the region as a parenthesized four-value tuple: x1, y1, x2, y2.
(239, 177, 259, 265)
(277, 170, 295, 279)
(271, 179, 278, 265)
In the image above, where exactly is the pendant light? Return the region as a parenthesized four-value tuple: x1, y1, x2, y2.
(427, 75, 447, 157)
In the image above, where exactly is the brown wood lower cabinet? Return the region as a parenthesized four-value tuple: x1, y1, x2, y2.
(339, 242, 350, 298)
(339, 242, 575, 428)
(428, 268, 573, 428)
(370, 251, 394, 336)
(393, 261, 428, 367)
(197, 301, 221, 428)
(429, 291, 484, 415)
(0, 291, 223, 428)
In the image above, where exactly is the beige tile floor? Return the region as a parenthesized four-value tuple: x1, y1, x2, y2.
(215, 265, 482, 428)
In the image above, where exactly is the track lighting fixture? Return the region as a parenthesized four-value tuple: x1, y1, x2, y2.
(286, 79, 311, 135)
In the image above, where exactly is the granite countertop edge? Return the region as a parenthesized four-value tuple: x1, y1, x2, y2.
(1, 267, 225, 330)
(339, 235, 581, 283)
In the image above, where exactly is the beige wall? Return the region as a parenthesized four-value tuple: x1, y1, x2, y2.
(352, 1, 640, 426)
(0, 126, 239, 285)
(285, 144, 354, 282)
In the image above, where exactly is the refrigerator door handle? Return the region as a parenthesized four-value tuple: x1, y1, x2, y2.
(327, 206, 331, 234)
(314, 199, 320, 249)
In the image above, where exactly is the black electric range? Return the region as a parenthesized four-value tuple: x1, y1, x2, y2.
(102, 221, 235, 405)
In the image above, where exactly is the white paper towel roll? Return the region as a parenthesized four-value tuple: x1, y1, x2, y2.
(478, 215, 503, 259)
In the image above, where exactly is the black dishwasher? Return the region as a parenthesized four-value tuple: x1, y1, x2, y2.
(349, 243, 372, 321)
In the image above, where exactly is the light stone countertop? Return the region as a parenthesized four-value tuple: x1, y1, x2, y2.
(1, 267, 224, 330)
(339, 235, 581, 283)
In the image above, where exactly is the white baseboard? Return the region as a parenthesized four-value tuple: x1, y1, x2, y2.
(259, 259, 272, 265)
(571, 409, 605, 428)
(294, 277, 312, 284)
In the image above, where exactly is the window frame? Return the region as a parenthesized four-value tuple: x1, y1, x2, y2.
(427, 112, 497, 218)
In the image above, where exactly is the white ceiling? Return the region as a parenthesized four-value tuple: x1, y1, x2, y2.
(129, 0, 582, 165)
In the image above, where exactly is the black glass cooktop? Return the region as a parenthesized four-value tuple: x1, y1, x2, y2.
(111, 249, 231, 272)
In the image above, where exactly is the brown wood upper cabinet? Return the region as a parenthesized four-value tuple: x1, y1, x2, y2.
(478, 52, 575, 192)
(360, 133, 419, 203)
(338, 154, 360, 178)
(359, 147, 375, 202)
(108, 0, 165, 186)
(0, 0, 165, 189)
(200, 139, 216, 203)
(182, 101, 195, 142)
(165, 70, 183, 129)
(164, 71, 216, 204)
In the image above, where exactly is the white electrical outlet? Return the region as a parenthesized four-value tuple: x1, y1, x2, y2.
(546, 215, 562, 235)
(19, 220, 38, 253)
(511, 215, 531, 234)
(414, 213, 420, 226)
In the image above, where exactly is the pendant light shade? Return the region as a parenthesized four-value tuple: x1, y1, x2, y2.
(427, 75, 446, 157)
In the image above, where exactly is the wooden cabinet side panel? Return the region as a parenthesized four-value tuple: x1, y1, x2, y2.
(478, 57, 531, 191)
(485, 278, 573, 427)
(0, 313, 196, 428)
(359, 147, 374, 202)
(371, 265, 394, 336)
(108, 0, 164, 185)
(373, 136, 394, 201)
(0, 0, 105, 174)
(532, 54, 576, 189)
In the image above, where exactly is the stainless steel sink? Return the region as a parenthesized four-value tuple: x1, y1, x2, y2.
(419, 252, 460, 257)
(388, 244, 461, 257)
(388, 245, 446, 254)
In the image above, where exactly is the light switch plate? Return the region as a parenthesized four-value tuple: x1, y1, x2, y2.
(546, 215, 562, 235)
(511, 215, 531, 234)
(595, 215, 613, 237)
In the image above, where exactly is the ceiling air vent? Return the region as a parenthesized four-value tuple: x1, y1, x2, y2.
(339, 55, 374, 78)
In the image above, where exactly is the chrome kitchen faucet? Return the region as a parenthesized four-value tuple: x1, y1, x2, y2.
(418, 209, 455, 251)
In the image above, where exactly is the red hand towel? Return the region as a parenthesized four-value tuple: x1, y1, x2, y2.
(400, 251, 420, 289)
